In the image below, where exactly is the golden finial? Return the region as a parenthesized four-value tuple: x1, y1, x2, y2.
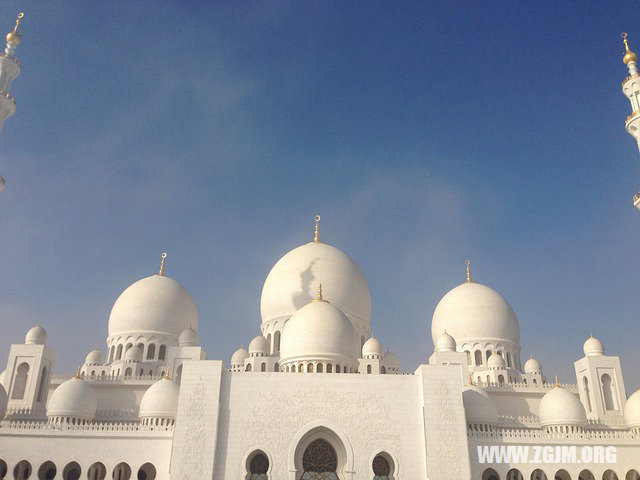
(163, 369, 170, 380)
(466, 260, 472, 283)
(312, 283, 327, 303)
(6, 12, 24, 46)
(158, 252, 167, 276)
(555, 374, 560, 387)
(75, 367, 82, 379)
(622, 33, 638, 65)
(314, 215, 321, 243)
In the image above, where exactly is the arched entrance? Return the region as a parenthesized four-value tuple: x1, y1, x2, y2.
(300, 439, 339, 479)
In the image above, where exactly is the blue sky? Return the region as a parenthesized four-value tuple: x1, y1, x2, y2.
(1, 2, 640, 392)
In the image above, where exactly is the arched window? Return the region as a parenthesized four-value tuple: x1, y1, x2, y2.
(274, 331, 281, 352)
(583, 377, 592, 412)
(87, 462, 107, 480)
(266, 333, 272, 353)
(112, 463, 131, 480)
(176, 364, 183, 384)
(506, 353, 512, 368)
(36, 366, 48, 403)
(336, 365, 341, 373)
(506, 469, 524, 480)
(326, 364, 332, 373)
(554, 469, 571, 480)
(37, 461, 56, 480)
(626, 470, 640, 480)
(137, 463, 156, 480)
(465, 351, 471, 364)
(602, 374, 617, 410)
(13, 460, 32, 480)
(474, 350, 483, 365)
(62, 462, 81, 480)
(602, 470, 619, 480)
(246, 364, 252, 372)
(300, 439, 338, 480)
(249, 452, 269, 480)
(381, 366, 386, 374)
(11, 362, 29, 399)
(485, 350, 492, 362)
(372, 454, 391, 480)
(125, 367, 133, 377)
(481, 468, 499, 480)
(126, 343, 133, 352)
(367, 365, 372, 374)
(530, 469, 548, 480)
(317, 364, 323, 373)
(147, 343, 156, 360)
(578, 469, 595, 480)
(116, 344, 123, 360)
(158, 345, 167, 361)
(109, 345, 115, 362)
(498, 374, 505, 384)
(274, 363, 279, 372)
(261, 363, 266, 372)
(0, 460, 7, 480)
(307, 363, 314, 373)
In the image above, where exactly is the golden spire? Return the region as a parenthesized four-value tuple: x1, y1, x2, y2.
(5, 13, 23, 46)
(622, 33, 638, 65)
(466, 260, 472, 283)
(75, 367, 82, 379)
(312, 283, 327, 303)
(158, 252, 167, 276)
(314, 215, 321, 243)
(555, 374, 560, 387)
(163, 369, 170, 380)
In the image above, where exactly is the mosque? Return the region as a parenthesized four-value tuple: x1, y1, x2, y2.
(1, 14, 640, 480)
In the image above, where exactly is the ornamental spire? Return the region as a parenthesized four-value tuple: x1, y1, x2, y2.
(158, 252, 167, 276)
(622, 33, 638, 69)
(163, 368, 170, 380)
(5, 12, 23, 55)
(312, 283, 327, 303)
(555, 374, 560, 387)
(466, 260, 472, 283)
(314, 215, 321, 243)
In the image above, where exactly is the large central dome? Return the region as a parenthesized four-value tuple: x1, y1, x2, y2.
(260, 241, 371, 326)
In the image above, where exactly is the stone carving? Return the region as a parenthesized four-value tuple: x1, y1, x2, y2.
(433, 380, 461, 480)
(236, 384, 402, 478)
(180, 376, 208, 480)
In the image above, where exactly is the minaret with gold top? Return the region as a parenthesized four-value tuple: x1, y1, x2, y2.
(0, 12, 25, 192)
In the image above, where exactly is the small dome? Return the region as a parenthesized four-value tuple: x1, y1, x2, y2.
(179, 327, 199, 347)
(583, 336, 604, 357)
(435, 332, 457, 352)
(108, 274, 198, 340)
(248, 336, 270, 356)
(384, 350, 399, 368)
(0, 383, 7, 419)
(538, 386, 587, 427)
(261, 241, 371, 327)
(124, 346, 143, 362)
(462, 386, 498, 425)
(280, 299, 360, 363)
(25, 325, 47, 345)
(85, 350, 104, 366)
(362, 337, 384, 357)
(524, 356, 542, 374)
(139, 378, 179, 419)
(624, 389, 640, 429)
(230, 348, 248, 366)
(487, 353, 506, 369)
(432, 281, 520, 348)
(47, 377, 97, 421)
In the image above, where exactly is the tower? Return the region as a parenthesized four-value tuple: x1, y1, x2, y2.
(620, 33, 640, 209)
(0, 12, 25, 192)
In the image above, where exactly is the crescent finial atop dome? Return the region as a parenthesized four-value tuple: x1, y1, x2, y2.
(466, 260, 472, 283)
(312, 283, 327, 303)
(5, 12, 23, 46)
(622, 33, 638, 65)
(314, 215, 321, 243)
(158, 252, 167, 276)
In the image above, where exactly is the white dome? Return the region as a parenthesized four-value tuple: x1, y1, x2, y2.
(435, 332, 457, 352)
(487, 353, 506, 369)
(47, 377, 97, 420)
(84, 349, 104, 366)
(624, 389, 640, 429)
(524, 356, 542, 374)
(538, 386, 587, 427)
(25, 325, 47, 345)
(230, 348, 248, 366)
(280, 299, 360, 363)
(0, 383, 7, 419)
(362, 337, 384, 357)
(124, 346, 143, 362)
(384, 350, 399, 368)
(431, 281, 520, 347)
(179, 327, 199, 347)
(139, 378, 179, 419)
(260, 242, 371, 327)
(108, 274, 198, 339)
(248, 336, 270, 355)
(462, 386, 498, 425)
(583, 336, 604, 357)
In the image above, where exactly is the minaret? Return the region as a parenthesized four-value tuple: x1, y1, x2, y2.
(620, 33, 640, 209)
(0, 12, 24, 192)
